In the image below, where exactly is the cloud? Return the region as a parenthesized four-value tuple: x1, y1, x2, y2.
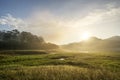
(25, 10, 71, 43)
(0, 14, 27, 29)
(72, 3, 120, 28)
(0, 3, 120, 44)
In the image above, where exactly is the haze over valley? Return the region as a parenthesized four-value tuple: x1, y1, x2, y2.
(0, 0, 120, 80)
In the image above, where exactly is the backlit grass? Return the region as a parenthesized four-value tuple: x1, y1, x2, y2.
(0, 51, 120, 80)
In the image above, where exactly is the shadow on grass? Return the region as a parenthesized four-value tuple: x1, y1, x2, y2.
(0, 50, 48, 55)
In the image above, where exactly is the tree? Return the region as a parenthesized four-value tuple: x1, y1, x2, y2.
(0, 29, 59, 50)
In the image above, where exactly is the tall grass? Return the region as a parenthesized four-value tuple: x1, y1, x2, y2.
(0, 51, 120, 80)
(0, 65, 119, 80)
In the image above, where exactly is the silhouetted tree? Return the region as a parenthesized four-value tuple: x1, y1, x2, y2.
(0, 29, 59, 50)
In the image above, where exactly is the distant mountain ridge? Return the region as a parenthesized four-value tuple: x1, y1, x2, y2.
(105, 36, 120, 41)
(62, 36, 120, 52)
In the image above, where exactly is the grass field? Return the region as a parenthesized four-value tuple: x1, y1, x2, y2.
(0, 50, 120, 80)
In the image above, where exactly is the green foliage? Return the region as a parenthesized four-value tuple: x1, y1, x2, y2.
(0, 29, 59, 50)
(0, 51, 120, 80)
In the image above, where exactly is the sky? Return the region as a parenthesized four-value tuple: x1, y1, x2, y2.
(0, 0, 120, 44)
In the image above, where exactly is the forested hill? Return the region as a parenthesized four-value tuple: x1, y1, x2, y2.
(62, 36, 120, 52)
(0, 29, 59, 50)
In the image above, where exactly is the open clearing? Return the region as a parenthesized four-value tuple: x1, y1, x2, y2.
(0, 50, 120, 80)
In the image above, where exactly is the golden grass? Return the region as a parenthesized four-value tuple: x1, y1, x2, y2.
(0, 65, 119, 80)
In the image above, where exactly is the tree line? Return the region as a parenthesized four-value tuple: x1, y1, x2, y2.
(0, 29, 59, 50)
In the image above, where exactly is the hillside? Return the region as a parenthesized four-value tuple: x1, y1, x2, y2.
(62, 36, 120, 52)
(0, 29, 59, 50)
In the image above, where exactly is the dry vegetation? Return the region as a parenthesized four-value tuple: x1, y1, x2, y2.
(0, 51, 120, 80)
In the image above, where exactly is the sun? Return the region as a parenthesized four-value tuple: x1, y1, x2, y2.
(81, 32, 91, 40)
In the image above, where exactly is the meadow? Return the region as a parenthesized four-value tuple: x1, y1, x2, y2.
(0, 50, 120, 80)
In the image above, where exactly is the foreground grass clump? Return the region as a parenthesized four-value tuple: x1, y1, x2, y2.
(0, 65, 119, 80)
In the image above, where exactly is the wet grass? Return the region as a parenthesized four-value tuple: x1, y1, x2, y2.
(0, 51, 120, 80)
